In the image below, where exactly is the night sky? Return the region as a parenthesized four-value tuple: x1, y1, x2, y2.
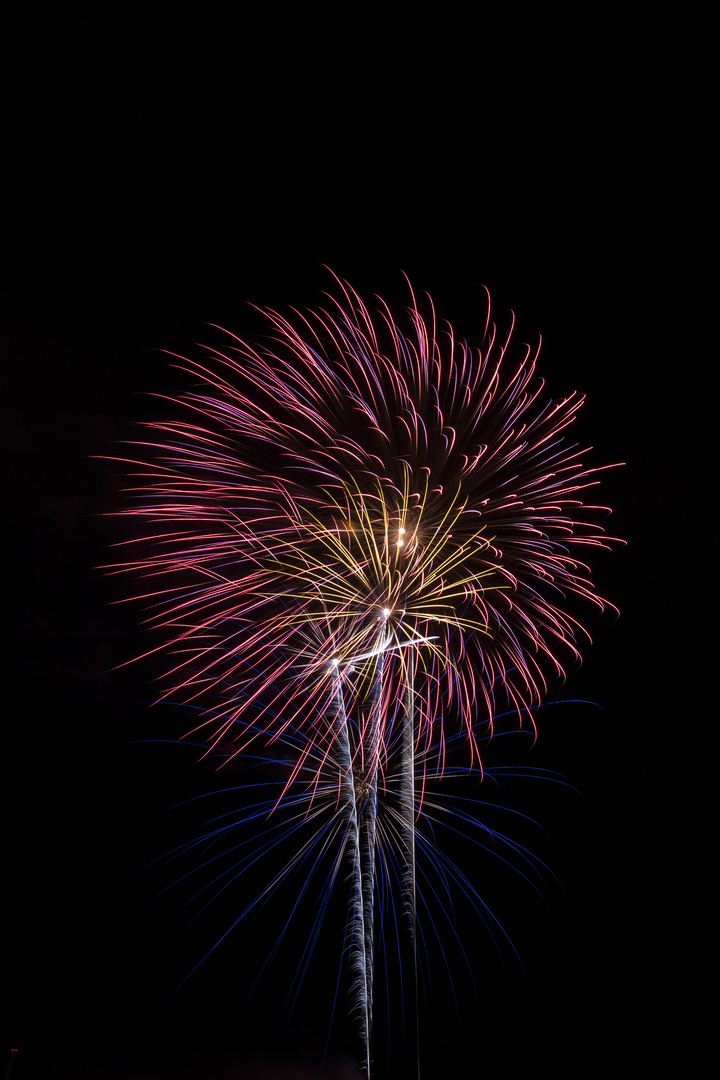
(2, 13, 709, 1080)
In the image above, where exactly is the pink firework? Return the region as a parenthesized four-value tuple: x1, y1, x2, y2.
(112, 273, 616, 778)
(109, 274, 620, 1075)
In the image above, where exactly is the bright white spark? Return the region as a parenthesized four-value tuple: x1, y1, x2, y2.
(332, 634, 439, 669)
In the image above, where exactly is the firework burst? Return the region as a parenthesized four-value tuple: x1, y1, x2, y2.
(110, 273, 619, 1074)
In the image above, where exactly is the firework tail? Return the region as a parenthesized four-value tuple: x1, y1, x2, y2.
(349, 635, 421, 1077)
(329, 674, 371, 1073)
(399, 650, 421, 1079)
(357, 638, 386, 1074)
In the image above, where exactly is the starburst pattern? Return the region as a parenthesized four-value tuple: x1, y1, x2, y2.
(110, 274, 619, 1074)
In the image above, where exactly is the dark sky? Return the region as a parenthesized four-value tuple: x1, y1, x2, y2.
(2, 13, 709, 1080)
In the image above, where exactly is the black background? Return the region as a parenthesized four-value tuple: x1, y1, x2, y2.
(2, 11, 710, 1080)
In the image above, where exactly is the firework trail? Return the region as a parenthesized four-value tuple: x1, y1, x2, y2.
(110, 273, 619, 1075)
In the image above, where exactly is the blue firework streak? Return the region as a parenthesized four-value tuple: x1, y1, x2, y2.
(144, 702, 576, 1056)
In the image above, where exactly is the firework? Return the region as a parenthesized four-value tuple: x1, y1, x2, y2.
(110, 273, 619, 1075)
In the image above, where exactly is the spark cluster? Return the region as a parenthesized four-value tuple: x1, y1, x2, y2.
(111, 274, 617, 790)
